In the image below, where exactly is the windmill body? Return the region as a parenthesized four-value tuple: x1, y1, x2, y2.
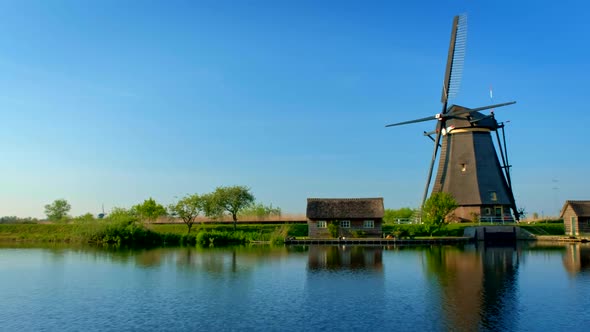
(431, 112, 516, 221)
(386, 15, 520, 221)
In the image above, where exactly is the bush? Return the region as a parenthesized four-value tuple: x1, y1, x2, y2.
(351, 230, 367, 238)
(196, 231, 250, 247)
(327, 222, 339, 238)
(269, 225, 290, 244)
(383, 208, 415, 223)
(87, 219, 158, 245)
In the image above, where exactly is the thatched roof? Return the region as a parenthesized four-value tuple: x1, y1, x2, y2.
(560, 200, 590, 218)
(306, 198, 384, 219)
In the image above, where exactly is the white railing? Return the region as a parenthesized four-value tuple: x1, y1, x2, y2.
(478, 216, 517, 224)
(393, 218, 422, 224)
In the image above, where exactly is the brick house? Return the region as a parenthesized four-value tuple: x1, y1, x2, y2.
(306, 198, 384, 238)
(560, 200, 590, 236)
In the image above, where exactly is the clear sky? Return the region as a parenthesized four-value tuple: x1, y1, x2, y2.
(1, 0, 588, 218)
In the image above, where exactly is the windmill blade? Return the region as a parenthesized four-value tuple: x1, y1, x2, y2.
(447, 101, 516, 116)
(440, 14, 467, 107)
(385, 114, 440, 127)
(469, 114, 494, 124)
(422, 122, 443, 208)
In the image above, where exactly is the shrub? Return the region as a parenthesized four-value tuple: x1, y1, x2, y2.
(327, 222, 339, 238)
(383, 208, 415, 223)
(196, 231, 249, 247)
(269, 225, 290, 244)
(351, 230, 367, 238)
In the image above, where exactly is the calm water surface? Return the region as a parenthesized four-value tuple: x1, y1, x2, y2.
(1, 242, 589, 331)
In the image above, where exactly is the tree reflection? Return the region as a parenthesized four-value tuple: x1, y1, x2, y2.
(424, 244, 519, 331)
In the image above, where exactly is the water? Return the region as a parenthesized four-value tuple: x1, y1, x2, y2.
(1, 242, 589, 331)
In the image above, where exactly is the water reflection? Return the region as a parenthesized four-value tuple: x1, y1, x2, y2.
(563, 244, 590, 275)
(424, 244, 519, 331)
(304, 245, 385, 331)
(307, 245, 383, 271)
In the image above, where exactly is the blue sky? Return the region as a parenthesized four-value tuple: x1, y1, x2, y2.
(1, 0, 588, 218)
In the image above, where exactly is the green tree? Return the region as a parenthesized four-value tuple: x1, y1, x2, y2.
(239, 202, 282, 219)
(169, 194, 203, 234)
(44, 199, 71, 222)
(202, 192, 224, 220)
(212, 185, 255, 230)
(422, 192, 458, 236)
(132, 198, 167, 223)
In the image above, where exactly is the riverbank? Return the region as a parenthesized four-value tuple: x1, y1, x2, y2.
(0, 222, 566, 247)
(0, 223, 308, 246)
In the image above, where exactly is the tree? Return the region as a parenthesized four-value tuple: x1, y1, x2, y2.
(422, 192, 458, 236)
(44, 199, 71, 222)
(212, 186, 255, 230)
(239, 202, 282, 219)
(132, 198, 167, 223)
(169, 194, 203, 234)
(202, 192, 224, 220)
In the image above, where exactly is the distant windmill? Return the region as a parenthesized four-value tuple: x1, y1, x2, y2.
(386, 15, 519, 221)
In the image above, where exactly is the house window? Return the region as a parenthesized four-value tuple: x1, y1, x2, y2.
(489, 192, 497, 201)
(484, 208, 491, 215)
(317, 220, 327, 228)
(495, 206, 502, 216)
(363, 220, 374, 228)
(340, 220, 350, 228)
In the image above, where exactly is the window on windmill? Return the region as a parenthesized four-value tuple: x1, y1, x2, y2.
(461, 163, 467, 172)
(490, 192, 498, 201)
(318, 220, 327, 228)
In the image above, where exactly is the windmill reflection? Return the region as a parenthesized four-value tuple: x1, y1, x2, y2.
(562, 244, 590, 275)
(424, 243, 519, 331)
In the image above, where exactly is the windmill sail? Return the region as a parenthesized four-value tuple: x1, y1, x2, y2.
(441, 14, 467, 105)
(422, 14, 468, 208)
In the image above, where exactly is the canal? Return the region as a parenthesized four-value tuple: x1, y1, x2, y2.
(0, 242, 588, 331)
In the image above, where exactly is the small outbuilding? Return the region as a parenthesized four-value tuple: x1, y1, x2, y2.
(560, 200, 590, 236)
(306, 198, 384, 238)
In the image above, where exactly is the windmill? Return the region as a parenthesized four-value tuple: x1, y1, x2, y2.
(386, 14, 520, 222)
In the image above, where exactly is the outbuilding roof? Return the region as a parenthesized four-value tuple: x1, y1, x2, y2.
(306, 198, 384, 219)
(560, 200, 590, 218)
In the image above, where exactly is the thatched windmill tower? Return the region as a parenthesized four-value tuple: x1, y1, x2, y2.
(386, 15, 519, 221)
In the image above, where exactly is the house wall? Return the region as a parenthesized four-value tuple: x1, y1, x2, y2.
(578, 217, 590, 235)
(308, 218, 383, 238)
(452, 205, 513, 222)
(563, 206, 578, 235)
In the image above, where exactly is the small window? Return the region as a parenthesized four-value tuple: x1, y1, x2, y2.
(340, 220, 350, 228)
(495, 206, 502, 216)
(363, 220, 374, 228)
(484, 208, 491, 215)
(461, 164, 467, 172)
(489, 192, 497, 201)
(317, 220, 327, 228)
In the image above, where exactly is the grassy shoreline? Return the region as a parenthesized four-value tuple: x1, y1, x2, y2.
(0, 222, 564, 246)
(0, 223, 308, 246)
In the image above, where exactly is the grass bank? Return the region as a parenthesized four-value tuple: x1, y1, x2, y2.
(0, 222, 308, 247)
(382, 222, 565, 238)
(0, 222, 564, 246)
